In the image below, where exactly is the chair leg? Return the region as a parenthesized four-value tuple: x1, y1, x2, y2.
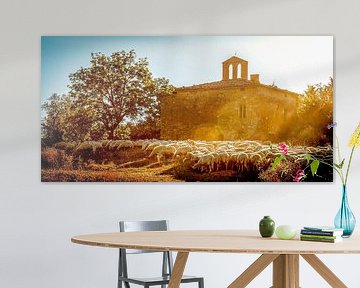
(118, 249, 122, 288)
(161, 252, 168, 288)
(198, 278, 204, 288)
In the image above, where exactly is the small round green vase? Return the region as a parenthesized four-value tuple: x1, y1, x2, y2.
(259, 216, 275, 238)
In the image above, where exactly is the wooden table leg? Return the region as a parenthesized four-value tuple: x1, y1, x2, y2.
(168, 252, 189, 288)
(272, 254, 299, 288)
(301, 254, 347, 288)
(228, 254, 279, 288)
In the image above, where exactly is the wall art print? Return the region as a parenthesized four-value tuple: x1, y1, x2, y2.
(41, 36, 334, 182)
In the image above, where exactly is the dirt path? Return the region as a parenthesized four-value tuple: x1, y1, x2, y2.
(114, 164, 183, 182)
(41, 163, 184, 182)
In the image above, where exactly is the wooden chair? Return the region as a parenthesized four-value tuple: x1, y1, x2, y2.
(118, 220, 204, 288)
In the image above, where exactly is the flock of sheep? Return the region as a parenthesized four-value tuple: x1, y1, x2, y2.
(76, 139, 333, 174)
(140, 139, 333, 173)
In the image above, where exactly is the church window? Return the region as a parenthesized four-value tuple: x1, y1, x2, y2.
(229, 64, 233, 79)
(239, 104, 247, 118)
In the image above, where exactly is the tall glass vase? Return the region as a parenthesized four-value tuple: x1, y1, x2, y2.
(334, 185, 356, 237)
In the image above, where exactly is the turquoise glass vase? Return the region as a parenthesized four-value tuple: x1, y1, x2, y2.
(334, 185, 356, 237)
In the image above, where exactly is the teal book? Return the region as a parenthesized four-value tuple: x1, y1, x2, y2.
(303, 226, 343, 233)
(303, 226, 343, 231)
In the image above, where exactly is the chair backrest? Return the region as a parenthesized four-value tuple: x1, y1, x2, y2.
(118, 220, 173, 282)
(119, 220, 169, 254)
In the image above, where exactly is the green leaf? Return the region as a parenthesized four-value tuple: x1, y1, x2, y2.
(310, 160, 320, 176)
(304, 154, 311, 164)
(334, 159, 344, 169)
(339, 158, 345, 169)
(272, 156, 282, 169)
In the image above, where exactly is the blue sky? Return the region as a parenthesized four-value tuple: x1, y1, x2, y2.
(41, 36, 333, 102)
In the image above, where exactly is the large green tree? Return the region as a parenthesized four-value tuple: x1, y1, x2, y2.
(42, 50, 174, 145)
(68, 50, 173, 140)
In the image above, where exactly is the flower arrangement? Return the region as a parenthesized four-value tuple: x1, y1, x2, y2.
(272, 122, 360, 182)
(272, 122, 360, 236)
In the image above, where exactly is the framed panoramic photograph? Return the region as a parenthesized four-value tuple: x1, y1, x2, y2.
(41, 36, 333, 182)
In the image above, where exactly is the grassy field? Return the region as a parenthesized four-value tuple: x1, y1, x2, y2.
(41, 140, 333, 182)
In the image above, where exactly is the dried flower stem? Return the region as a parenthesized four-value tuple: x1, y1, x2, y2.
(335, 135, 345, 184)
(345, 128, 360, 185)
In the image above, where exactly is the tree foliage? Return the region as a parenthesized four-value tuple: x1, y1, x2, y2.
(41, 93, 67, 146)
(300, 78, 333, 120)
(42, 50, 174, 146)
(289, 78, 333, 145)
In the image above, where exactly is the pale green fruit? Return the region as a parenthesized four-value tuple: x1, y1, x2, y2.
(275, 225, 297, 240)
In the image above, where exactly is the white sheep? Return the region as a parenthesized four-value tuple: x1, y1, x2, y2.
(192, 153, 215, 172)
(149, 145, 177, 162)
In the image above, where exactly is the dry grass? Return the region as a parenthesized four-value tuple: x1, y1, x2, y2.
(41, 163, 182, 182)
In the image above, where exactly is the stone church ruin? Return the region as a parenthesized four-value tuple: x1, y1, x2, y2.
(160, 56, 300, 142)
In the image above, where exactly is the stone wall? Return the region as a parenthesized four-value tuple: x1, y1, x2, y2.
(160, 83, 299, 142)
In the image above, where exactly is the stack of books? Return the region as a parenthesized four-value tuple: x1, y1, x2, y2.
(300, 226, 344, 243)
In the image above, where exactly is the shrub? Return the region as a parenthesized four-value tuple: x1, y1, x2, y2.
(54, 141, 77, 153)
(258, 161, 304, 182)
(41, 148, 66, 169)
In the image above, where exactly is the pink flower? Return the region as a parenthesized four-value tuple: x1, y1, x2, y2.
(293, 169, 305, 182)
(279, 143, 288, 154)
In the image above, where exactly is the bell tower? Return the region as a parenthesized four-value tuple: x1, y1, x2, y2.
(222, 56, 248, 80)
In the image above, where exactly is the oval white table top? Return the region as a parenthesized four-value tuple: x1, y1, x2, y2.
(71, 230, 360, 254)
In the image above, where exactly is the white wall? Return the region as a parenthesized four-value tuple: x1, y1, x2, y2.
(1, 0, 360, 287)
